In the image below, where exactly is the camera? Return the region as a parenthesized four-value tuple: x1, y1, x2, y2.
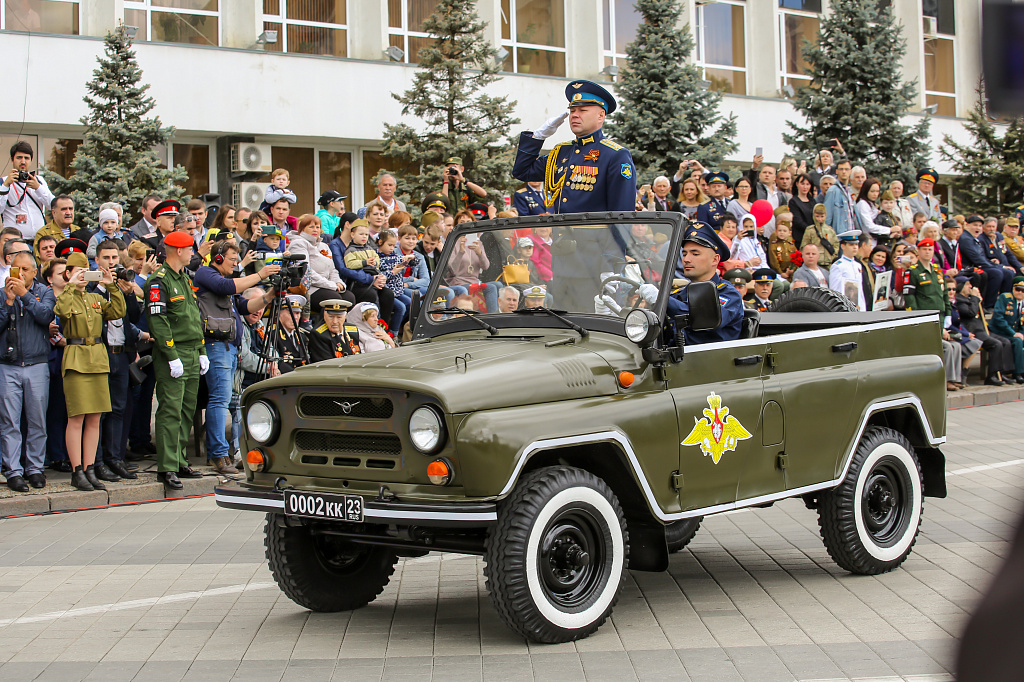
(447, 167, 458, 176)
(17, 170, 32, 182)
(113, 265, 134, 282)
(270, 253, 308, 289)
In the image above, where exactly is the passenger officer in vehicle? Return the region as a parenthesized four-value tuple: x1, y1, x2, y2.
(666, 222, 743, 344)
(308, 299, 359, 363)
(748, 268, 776, 312)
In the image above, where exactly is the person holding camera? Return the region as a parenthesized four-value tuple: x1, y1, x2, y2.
(441, 157, 487, 214)
(54, 251, 126, 491)
(0, 141, 54, 240)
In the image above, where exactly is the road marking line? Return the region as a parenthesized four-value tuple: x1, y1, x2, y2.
(948, 458, 1024, 476)
(0, 582, 277, 628)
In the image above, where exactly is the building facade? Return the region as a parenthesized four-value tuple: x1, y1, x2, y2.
(0, 0, 981, 212)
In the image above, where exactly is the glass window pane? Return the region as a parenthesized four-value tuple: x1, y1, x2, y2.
(125, 7, 147, 39)
(151, 0, 217, 11)
(602, 0, 611, 51)
(779, 0, 820, 10)
(783, 13, 818, 76)
(704, 67, 746, 95)
(408, 0, 432, 32)
(285, 0, 345, 25)
(614, 0, 641, 54)
(173, 144, 210, 199)
(286, 24, 346, 57)
(407, 35, 432, 64)
(926, 94, 956, 117)
(516, 0, 564, 48)
(152, 12, 218, 45)
(388, 0, 400, 28)
(501, 0, 510, 41)
(5, 0, 79, 35)
(264, 0, 279, 15)
(262, 20, 283, 51)
(702, 4, 744, 68)
(923, 0, 955, 36)
(41, 137, 82, 178)
(924, 37, 954, 94)
(516, 47, 565, 76)
(319, 151, 352, 209)
(264, 147, 314, 214)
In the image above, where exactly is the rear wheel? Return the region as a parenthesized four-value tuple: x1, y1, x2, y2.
(264, 514, 398, 611)
(665, 517, 702, 553)
(770, 287, 858, 312)
(484, 466, 628, 643)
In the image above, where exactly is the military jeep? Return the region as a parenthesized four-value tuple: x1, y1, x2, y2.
(216, 212, 947, 644)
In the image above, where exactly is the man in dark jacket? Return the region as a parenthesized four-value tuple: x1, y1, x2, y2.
(959, 215, 1013, 309)
(0, 251, 55, 491)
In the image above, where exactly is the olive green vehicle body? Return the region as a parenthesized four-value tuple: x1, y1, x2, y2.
(215, 213, 947, 565)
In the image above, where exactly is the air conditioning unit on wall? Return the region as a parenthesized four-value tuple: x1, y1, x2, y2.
(231, 142, 273, 173)
(233, 182, 265, 210)
(923, 16, 937, 36)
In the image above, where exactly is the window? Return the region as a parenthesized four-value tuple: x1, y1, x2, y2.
(500, 0, 566, 77)
(173, 144, 210, 199)
(41, 137, 82, 178)
(263, 0, 347, 58)
(602, 0, 642, 71)
(387, 0, 433, 64)
(319, 151, 352, 208)
(124, 0, 219, 46)
(3, 0, 79, 34)
(694, 0, 746, 94)
(923, 0, 955, 116)
(778, 0, 819, 91)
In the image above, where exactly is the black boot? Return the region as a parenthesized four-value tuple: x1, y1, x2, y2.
(71, 466, 94, 491)
(84, 465, 106, 491)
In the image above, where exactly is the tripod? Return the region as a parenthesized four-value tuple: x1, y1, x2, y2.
(255, 281, 309, 378)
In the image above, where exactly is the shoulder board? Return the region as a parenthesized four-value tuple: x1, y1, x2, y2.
(908, 192, 919, 198)
(515, 188, 526, 194)
(152, 270, 165, 278)
(344, 325, 359, 333)
(315, 324, 328, 333)
(716, 281, 727, 289)
(600, 139, 624, 151)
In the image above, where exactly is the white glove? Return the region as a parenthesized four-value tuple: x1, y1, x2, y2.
(169, 358, 184, 378)
(532, 111, 569, 140)
(639, 284, 659, 307)
(199, 355, 210, 375)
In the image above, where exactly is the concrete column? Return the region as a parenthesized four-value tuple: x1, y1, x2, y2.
(955, 0, 982, 117)
(892, 0, 925, 111)
(220, 0, 261, 49)
(80, 0, 122, 37)
(348, 0, 388, 61)
(476, 0, 502, 50)
(679, 0, 694, 65)
(566, 0, 602, 81)
(745, 0, 777, 98)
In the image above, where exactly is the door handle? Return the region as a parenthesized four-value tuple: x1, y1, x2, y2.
(734, 354, 763, 366)
(832, 341, 858, 353)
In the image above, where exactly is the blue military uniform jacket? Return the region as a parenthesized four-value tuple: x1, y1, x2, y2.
(512, 185, 548, 216)
(991, 292, 1024, 337)
(512, 128, 637, 213)
(983, 232, 1023, 272)
(693, 198, 729, 230)
(666, 274, 743, 344)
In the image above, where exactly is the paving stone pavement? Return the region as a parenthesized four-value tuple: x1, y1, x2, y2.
(0, 402, 1021, 681)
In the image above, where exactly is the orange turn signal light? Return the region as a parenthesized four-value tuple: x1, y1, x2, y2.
(427, 459, 452, 486)
(246, 449, 266, 473)
(618, 371, 635, 388)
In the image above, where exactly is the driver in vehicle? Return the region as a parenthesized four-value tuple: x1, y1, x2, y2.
(666, 222, 744, 344)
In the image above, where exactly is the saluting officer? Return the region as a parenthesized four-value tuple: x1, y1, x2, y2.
(906, 168, 942, 222)
(666, 223, 744, 344)
(512, 182, 548, 216)
(308, 299, 360, 363)
(145, 229, 208, 490)
(828, 230, 867, 310)
(512, 80, 636, 213)
(276, 294, 309, 374)
(693, 172, 730, 230)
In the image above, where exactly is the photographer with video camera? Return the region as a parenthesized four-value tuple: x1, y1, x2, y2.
(193, 241, 281, 476)
(0, 141, 54, 240)
(440, 156, 487, 214)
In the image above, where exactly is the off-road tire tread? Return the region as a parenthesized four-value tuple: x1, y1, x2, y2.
(817, 427, 922, 575)
(484, 466, 628, 643)
(264, 513, 398, 611)
(770, 286, 859, 312)
(665, 517, 702, 553)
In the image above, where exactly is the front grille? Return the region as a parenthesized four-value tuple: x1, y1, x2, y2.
(295, 430, 402, 457)
(299, 395, 394, 419)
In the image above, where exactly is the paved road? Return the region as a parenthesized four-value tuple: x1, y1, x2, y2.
(0, 402, 1021, 682)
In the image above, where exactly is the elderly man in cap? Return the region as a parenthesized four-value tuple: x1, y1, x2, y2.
(990, 277, 1024, 383)
(308, 299, 358, 362)
(274, 294, 309, 373)
(694, 172, 730, 230)
(907, 168, 942, 222)
(513, 80, 636, 213)
(364, 174, 406, 218)
(523, 285, 547, 309)
(145, 229, 208, 490)
(959, 214, 1013, 309)
(748, 268, 776, 312)
(666, 223, 743, 344)
(828, 230, 867, 310)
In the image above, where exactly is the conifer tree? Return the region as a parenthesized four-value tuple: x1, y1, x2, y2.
(940, 82, 1024, 215)
(604, 0, 737, 180)
(783, 0, 929, 185)
(380, 0, 519, 212)
(48, 25, 187, 229)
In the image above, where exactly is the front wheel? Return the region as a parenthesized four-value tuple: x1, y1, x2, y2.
(484, 466, 628, 643)
(817, 427, 923, 574)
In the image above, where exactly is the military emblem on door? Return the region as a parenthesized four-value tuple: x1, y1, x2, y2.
(681, 392, 752, 464)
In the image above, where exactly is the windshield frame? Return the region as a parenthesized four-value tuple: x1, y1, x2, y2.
(412, 212, 687, 340)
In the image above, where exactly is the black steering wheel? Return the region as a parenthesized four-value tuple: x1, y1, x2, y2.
(597, 275, 643, 317)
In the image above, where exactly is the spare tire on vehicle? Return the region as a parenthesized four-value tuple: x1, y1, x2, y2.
(770, 287, 859, 313)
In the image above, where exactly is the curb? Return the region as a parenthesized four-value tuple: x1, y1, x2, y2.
(946, 384, 1024, 409)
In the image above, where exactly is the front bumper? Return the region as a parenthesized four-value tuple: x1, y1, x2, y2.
(214, 486, 497, 527)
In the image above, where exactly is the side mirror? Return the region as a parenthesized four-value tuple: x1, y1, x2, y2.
(409, 290, 421, 333)
(679, 280, 722, 332)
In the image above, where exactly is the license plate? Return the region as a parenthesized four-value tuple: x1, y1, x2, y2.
(283, 490, 364, 522)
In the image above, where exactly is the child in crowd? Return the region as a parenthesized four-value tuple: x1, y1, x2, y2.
(262, 168, 297, 212)
(256, 224, 287, 254)
(415, 224, 444, 279)
(768, 220, 798, 279)
(396, 224, 430, 296)
(800, 203, 839, 267)
(511, 237, 543, 287)
(733, 214, 768, 270)
(377, 228, 414, 314)
(87, 208, 127, 261)
(877, 190, 902, 236)
(344, 221, 380, 274)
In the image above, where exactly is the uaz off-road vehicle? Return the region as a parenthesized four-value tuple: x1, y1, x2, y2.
(216, 212, 946, 643)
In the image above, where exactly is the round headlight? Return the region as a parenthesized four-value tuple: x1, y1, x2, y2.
(246, 401, 277, 444)
(409, 406, 445, 453)
(625, 308, 660, 345)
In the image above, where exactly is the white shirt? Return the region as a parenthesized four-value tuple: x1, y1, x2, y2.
(733, 236, 767, 267)
(806, 266, 827, 287)
(98, 284, 126, 345)
(0, 176, 55, 240)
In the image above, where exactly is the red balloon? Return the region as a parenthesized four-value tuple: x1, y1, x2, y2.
(750, 199, 774, 227)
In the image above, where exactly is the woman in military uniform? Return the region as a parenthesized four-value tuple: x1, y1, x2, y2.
(54, 252, 126, 491)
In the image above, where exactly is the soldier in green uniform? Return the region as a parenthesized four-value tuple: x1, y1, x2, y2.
(903, 239, 950, 316)
(990, 276, 1024, 384)
(145, 226, 209, 490)
(308, 299, 359, 363)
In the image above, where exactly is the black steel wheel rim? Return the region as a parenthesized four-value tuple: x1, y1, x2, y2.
(312, 532, 369, 573)
(537, 506, 608, 609)
(861, 456, 912, 547)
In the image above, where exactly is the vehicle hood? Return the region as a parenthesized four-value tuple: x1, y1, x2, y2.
(263, 334, 623, 412)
